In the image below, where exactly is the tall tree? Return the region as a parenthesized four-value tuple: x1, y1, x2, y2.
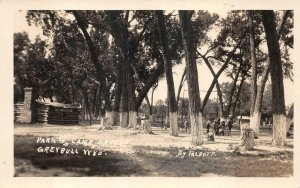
(248, 10, 260, 137)
(251, 10, 292, 138)
(155, 10, 179, 136)
(104, 11, 138, 128)
(261, 10, 286, 146)
(179, 10, 204, 145)
(247, 12, 258, 106)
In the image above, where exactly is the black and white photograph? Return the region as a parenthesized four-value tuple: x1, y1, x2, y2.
(0, 0, 299, 187)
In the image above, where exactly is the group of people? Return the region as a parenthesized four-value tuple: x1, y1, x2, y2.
(206, 116, 233, 136)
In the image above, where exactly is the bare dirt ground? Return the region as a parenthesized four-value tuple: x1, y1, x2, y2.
(14, 122, 293, 177)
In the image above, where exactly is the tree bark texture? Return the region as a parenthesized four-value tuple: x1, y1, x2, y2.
(179, 10, 204, 145)
(262, 10, 286, 146)
(248, 10, 260, 138)
(105, 11, 137, 128)
(156, 10, 179, 136)
(112, 61, 122, 126)
(251, 10, 290, 138)
(127, 71, 137, 128)
(120, 60, 129, 128)
(248, 10, 258, 116)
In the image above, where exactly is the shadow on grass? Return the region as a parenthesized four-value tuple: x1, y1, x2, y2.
(14, 135, 293, 177)
(132, 145, 293, 177)
(14, 135, 147, 176)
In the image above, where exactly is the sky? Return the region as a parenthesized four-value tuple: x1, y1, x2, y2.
(13, 10, 294, 106)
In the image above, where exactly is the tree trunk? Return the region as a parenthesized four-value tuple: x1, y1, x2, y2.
(120, 60, 129, 128)
(127, 69, 137, 129)
(165, 98, 169, 124)
(112, 64, 122, 126)
(98, 112, 113, 130)
(105, 111, 113, 126)
(141, 119, 153, 134)
(248, 10, 260, 137)
(81, 86, 92, 125)
(150, 86, 156, 116)
(144, 94, 153, 124)
(232, 76, 245, 117)
(216, 83, 224, 118)
(197, 54, 224, 118)
(156, 10, 179, 136)
(226, 65, 241, 117)
(72, 11, 106, 106)
(262, 10, 286, 146)
(103, 84, 113, 126)
(252, 61, 270, 133)
(144, 96, 154, 126)
(92, 86, 99, 117)
(136, 57, 164, 109)
(248, 10, 258, 115)
(201, 33, 245, 112)
(145, 95, 151, 114)
(251, 10, 290, 139)
(179, 10, 204, 145)
(105, 11, 138, 129)
(176, 67, 186, 107)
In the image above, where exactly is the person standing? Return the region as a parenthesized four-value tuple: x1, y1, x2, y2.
(226, 115, 233, 135)
(206, 119, 211, 134)
(214, 118, 219, 135)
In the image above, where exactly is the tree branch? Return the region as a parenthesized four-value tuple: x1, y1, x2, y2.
(72, 10, 105, 87)
(201, 30, 246, 112)
(197, 50, 224, 116)
(136, 56, 165, 109)
(176, 67, 186, 107)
